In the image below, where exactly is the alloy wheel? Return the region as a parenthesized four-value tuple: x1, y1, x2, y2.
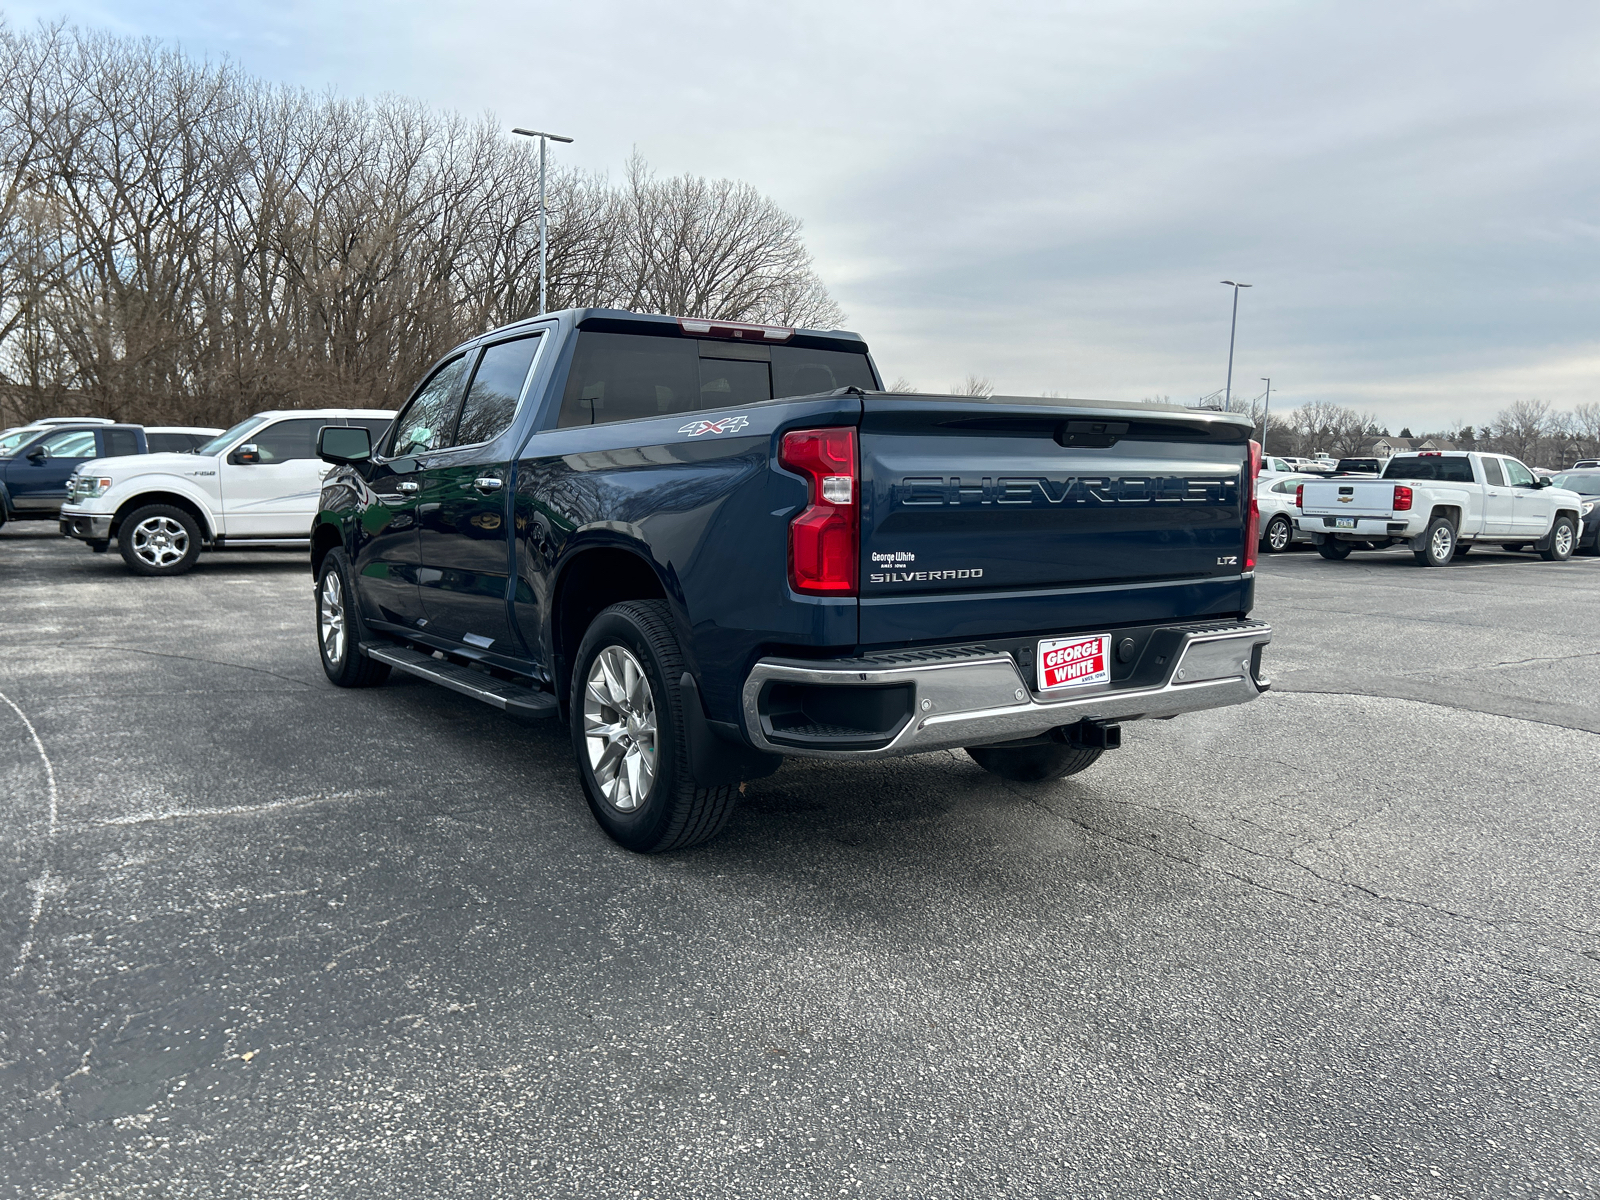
(130, 515, 189, 567)
(1268, 518, 1290, 551)
(320, 570, 346, 665)
(1430, 524, 1453, 562)
(1555, 523, 1573, 557)
(582, 645, 658, 812)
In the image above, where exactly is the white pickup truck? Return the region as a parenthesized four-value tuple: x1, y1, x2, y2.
(1297, 450, 1584, 566)
(59, 408, 393, 575)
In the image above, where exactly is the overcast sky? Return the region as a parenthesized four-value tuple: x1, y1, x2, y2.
(8, 0, 1597, 430)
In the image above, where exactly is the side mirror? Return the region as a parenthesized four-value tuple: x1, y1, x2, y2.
(319, 425, 371, 465)
(232, 443, 260, 465)
(25, 445, 47, 463)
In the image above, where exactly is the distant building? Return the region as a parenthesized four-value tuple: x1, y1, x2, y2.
(1360, 436, 1458, 457)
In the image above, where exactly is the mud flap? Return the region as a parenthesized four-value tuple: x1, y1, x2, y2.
(679, 672, 783, 788)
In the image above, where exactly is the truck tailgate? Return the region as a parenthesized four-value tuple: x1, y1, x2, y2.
(856, 396, 1253, 644)
(1300, 479, 1393, 518)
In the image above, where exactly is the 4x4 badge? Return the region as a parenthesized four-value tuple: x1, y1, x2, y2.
(679, 416, 750, 437)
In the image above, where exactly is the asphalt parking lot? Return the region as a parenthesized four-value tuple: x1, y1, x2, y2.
(2, 525, 1597, 1199)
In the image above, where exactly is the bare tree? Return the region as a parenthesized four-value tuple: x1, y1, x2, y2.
(948, 374, 993, 397)
(1491, 399, 1552, 466)
(0, 24, 847, 427)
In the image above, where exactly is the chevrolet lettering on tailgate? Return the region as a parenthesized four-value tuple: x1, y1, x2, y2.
(894, 475, 1234, 507)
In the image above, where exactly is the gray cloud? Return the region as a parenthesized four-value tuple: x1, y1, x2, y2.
(10, 0, 1597, 427)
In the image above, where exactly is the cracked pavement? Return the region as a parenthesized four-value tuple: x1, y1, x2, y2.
(1, 526, 1597, 1198)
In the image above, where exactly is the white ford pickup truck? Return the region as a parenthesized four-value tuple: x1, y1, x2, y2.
(1297, 451, 1584, 566)
(59, 408, 394, 575)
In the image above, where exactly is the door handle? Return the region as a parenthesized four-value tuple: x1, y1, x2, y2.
(473, 477, 504, 493)
(395, 481, 420, 494)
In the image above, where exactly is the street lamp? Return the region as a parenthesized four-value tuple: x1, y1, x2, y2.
(1260, 376, 1271, 454)
(1220, 280, 1251, 411)
(512, 127, 575, 315)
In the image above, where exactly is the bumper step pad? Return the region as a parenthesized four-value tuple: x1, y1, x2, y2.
(361, 642, 557, 718)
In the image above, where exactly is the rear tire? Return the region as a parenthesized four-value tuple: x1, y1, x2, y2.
(1452, 541, 1472, 558)
(1502, 543, 1525, 552)
(1317, 541, 1353, 560)
(1263, 515, 1292, 553)
(118, 504, 202, 575)
(316, 548, 391, 687)
(1413, 517, 1456, 567)
(965, 742, 1104, 782)
(1540, 516, 1576, 562)
(570, 600, 739, 853)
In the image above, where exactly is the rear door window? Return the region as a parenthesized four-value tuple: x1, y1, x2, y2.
(352, 417, 396, 445)
(103, 428, 139, 457)
(453, 334, 541, 447)
(1481, 458, 1505, 486)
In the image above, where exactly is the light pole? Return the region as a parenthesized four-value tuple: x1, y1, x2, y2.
(1259, 376, 1271, 453)
(512, 127, 575, 314)
(1220, 280, 1251, 412)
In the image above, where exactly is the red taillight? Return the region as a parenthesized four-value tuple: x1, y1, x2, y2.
(1295, 484, 1305, 510)
(780, 427, 858, 595)
(1393, 484, 1413, 511)
(1244, 439, 1261, 571)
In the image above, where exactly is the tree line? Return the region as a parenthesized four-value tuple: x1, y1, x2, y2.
(1216, 396, 1600, 467)
(0, 23, 844, 429)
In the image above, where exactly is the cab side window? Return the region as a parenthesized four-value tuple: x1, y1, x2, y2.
(389, 355, 469, 456)
(1481, 458, 1506, 486)
(1503, 459, 1536, 487)
(250, 419, 323, 463)
(103, 428, 139, 457)
(453, 335, 541, 448)
(37, 429, 98, 459)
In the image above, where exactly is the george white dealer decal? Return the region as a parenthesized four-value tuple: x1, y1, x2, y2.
(679, 415, 750, 437)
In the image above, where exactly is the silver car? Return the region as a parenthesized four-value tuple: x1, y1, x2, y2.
(1256, 473, 1319, 553)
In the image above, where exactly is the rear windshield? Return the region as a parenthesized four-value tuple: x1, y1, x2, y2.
(555, 332, 877, 428)
(1337, 459, 1380, 472)
(1383, 456, 1475, 483)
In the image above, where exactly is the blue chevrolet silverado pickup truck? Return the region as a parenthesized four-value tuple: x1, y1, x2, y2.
(311, 309, 1272, 852)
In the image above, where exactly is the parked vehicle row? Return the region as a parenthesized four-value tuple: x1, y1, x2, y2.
(0, 421, 227, 528)
(57, 412, 394, 574)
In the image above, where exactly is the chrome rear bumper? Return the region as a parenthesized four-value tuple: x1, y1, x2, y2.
(741, 619, 1272, 759)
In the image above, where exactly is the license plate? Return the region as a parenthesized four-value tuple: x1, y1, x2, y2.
(1038, 634, 1111, 690)
(1335, 516, 1356, 529)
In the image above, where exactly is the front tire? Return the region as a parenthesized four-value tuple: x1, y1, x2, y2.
(1317, 540, 1353, 560)
(1413, 517, 1456, 567)
(316, 548, 391, 687)
(966, 742, 1104, 781)
(1263, 515, 1293, 553)
(570, 600, 738, 853)
(118, 504, 202, 575)
(1540, 516, 1576, 562)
